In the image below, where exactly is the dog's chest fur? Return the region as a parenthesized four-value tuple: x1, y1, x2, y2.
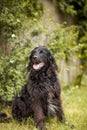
(28, 71, 58, 116)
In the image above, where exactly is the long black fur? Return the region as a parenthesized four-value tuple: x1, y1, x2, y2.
(12, 46, 65, 130)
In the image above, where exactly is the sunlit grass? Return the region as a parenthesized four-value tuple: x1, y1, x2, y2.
(0, 86, 87, 130)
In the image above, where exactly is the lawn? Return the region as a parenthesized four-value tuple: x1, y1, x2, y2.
(0, 86, 87, 130)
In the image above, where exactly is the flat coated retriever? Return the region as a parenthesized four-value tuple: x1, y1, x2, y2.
(12, 46, 65, 130)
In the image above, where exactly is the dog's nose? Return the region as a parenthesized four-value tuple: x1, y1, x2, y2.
(33, 55, 38, 60)
(33, 56, 39, 63)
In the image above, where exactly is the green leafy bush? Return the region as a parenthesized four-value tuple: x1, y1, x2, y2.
(24, 0, 43, 17)
(56, 0, 87, 35)
(0, 0, 43, 39)
(0, 41, 31, 101)
(79, 32, 87, 70)
(47, 24, 78, 61)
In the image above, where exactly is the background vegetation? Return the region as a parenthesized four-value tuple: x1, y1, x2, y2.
(0, 0, 87, 129)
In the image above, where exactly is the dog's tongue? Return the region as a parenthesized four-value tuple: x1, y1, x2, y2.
(33, 62, 44, 70)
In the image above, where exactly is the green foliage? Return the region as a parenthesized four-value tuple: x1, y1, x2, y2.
(79, 32, 87, 71)
(47, 23, 87, 85)
(0, 0, 22, 34)
(56, 0, 77, 16)
(56, 0, 87, 34)
(0, 0, 43, 39)
(56, 0, 86, 16)
(47, 24, 78, 61)
(0, 40, 31, 101)
(24, 0, 43, 17)
(0, 7, 21, 34)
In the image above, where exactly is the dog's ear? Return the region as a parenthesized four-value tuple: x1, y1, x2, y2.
(27, 61, 31, 71)
(27, 47, 38, 71)
(49, 53, 58, 71)
(27, 54, 32, 71)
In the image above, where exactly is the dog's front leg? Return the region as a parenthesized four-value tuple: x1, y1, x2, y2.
(56, 97, 65, 123)
(36, 119, 45, 130)
(32, 102, 46, 130)
(34, 107, 45, 130)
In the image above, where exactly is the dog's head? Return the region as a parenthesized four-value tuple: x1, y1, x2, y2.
(28, 46, 58, 71)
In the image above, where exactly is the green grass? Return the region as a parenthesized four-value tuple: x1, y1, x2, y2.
(0, 86, 87, 130)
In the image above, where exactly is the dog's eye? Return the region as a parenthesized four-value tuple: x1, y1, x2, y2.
(40, 50, 43, 54)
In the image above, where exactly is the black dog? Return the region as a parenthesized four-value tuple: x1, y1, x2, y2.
(12, 46, 65, 130)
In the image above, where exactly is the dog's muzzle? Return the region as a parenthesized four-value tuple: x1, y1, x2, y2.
(33, 62, 45, 70)
(32, 55, 45, 70)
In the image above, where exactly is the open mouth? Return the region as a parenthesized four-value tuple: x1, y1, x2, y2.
(33, 62, 44, 70)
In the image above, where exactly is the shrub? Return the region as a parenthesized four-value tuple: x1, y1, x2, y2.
(47, 24, 78, 61)
(0, 41, 31, 102)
